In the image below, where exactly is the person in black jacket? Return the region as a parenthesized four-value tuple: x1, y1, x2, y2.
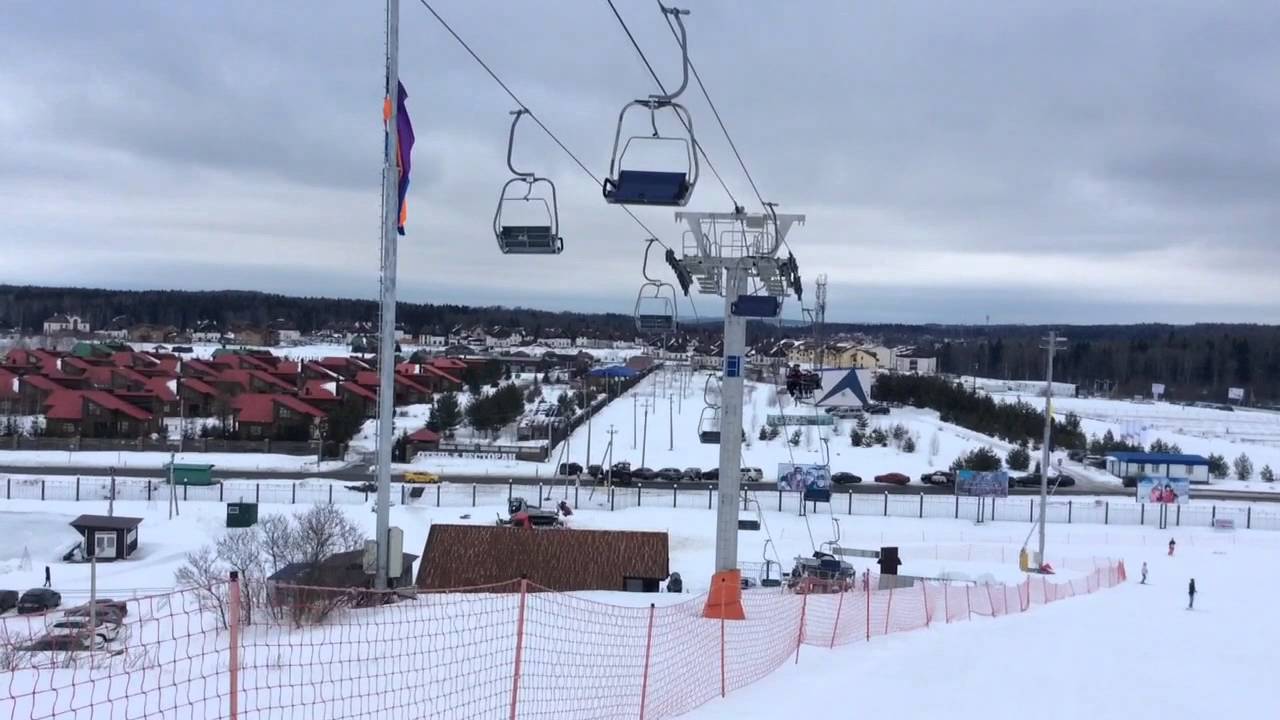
(1187, 578, 1196, 609)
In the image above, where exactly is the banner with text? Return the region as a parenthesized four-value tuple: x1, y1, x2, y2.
(776, 463, 832, 492)
(955, 470, 1009, 498)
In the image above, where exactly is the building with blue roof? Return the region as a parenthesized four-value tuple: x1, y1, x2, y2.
(1105, 452, 1211, 485)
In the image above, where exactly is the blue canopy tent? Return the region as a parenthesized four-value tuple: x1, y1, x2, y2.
(588, 366, 638, 379)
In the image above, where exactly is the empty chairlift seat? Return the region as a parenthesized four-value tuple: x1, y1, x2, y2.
(494, 109, 564, 255)
(605, 170, 691, 207)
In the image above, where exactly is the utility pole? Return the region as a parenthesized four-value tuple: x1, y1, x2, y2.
(177, 376, 184, 455)
(373, 0, 401, 591)
(632, 396, 638, 449)
(604, 425, 618, 485)
(640, 400, 651, 468)
(1037, 331, 1067, 567)
(668, 396, 674, 450)
(107, 466, 116, 518)
(167, 450, 178, 520)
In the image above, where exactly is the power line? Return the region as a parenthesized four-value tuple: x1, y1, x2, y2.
(657, 0, 766, 210)
(604, 0, 741, 210)
(416, 0, 672, 251)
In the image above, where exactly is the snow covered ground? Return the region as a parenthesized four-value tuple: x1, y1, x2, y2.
(0, 451, 344, 473)
(993, 392, 1280, 493)
(406, 369, 1014, 484)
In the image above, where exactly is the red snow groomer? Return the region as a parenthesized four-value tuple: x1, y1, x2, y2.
(498, 497, 571, 528)
(785, 365, 822, 400)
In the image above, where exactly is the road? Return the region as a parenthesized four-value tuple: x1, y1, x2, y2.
(2, 464, 1278, 503)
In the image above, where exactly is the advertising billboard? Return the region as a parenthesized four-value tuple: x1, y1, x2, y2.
(1228, 387, 1245, 402)
(955, 470, 1009, 498)
(1136, 476, 1189, 505)
(1151, 383, 1165, 400)
(776, 463, 831, 492)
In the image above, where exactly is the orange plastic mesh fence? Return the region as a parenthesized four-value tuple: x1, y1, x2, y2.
(1, 561, 1124, 719)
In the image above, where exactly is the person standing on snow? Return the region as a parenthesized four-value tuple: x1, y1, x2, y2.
(1168, 538, 1176, 556)
(1140, 562, 1148, 584)
(1187, 578, 1196, 609)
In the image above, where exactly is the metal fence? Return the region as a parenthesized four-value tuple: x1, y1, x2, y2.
(5, 475, 1279, 532)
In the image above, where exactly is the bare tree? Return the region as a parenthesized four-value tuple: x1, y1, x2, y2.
(292, 503, 366, 570)
(173, 546, 229, 629)
(257, 513, 295, 576)
(216, 530, 263, 626)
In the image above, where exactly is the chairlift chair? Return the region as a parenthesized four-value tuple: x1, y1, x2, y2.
(494, 109, 564, 255)
(602, 6, 699, 207)
(697, 406, 720, 444)
(634, 239, 679, 334)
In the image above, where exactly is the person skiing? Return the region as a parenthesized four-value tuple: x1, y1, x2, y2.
(43, 565, 51, 588)
(1140, 562, 1148, 585)
(1168, 538, 1176, 556)
(1187, 578, 1196, 609)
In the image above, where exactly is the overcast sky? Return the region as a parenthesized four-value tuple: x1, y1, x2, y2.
(2, 1, 1278, 325)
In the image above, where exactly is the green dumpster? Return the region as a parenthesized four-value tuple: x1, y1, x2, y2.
(226, 502, 259, 528)
(165, 463, 217, 486)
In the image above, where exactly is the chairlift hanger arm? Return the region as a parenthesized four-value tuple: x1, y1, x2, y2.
(650, 4, 691, 102)
(506, 109, 535, 178)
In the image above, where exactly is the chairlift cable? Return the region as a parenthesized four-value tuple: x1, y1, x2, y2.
(604, 0, 740, 210)
(656, 0, 767, 211)
(416, 0, 674, 252)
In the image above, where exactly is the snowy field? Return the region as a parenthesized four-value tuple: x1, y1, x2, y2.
(408, 368, 1010, 484)
(0, 451, 344, 473)
(993, 391, 1280, 493)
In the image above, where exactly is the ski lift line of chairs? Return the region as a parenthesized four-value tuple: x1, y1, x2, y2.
(602, 5, 699, 207)
(634, 238, 679, 335)
(494, 109, 563, 255)
(698, 406, 720, 444)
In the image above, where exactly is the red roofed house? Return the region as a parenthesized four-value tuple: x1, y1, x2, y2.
(396, 363, 462, 393)
(176, 378, 220, 417)
(405, 427, 441, 457)
(43, 390, 159, 438)
(230, 393, 327, 441)
(0, 369, 19, 414)
(19, 374, 72, 415)
(214, 369, 296, 398)
(355, 371, 431, 406)
(316, 356, 374, 380)
(300, 379, 377, 418)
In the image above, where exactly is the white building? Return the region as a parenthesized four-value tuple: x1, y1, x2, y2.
(42, 314, 90, 335)
(893, 353, 937, 375)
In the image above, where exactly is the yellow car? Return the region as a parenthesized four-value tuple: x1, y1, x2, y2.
(402, 471, 440, 484)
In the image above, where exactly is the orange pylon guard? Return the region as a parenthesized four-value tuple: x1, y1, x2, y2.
(703, 570, 746, 620)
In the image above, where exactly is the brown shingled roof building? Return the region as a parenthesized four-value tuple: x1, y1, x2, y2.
(416, 525, 669, 592)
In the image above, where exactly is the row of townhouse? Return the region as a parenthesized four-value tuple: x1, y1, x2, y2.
(0, 345, 465, 442)
(748, 338, 938, 375)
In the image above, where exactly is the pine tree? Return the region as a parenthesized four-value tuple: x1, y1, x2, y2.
(1006, 443, 1031, 471)
(1207, 453, 1229, 479)
(758, 425, 770, 442)
(902, 435, 916, 453)
(855, 413, 869, 435)
(789, 429, 802, 447)
(433, 392, 462, 437)
(1233, 453, 1253, 481)
(1261, 465, 1275, 483)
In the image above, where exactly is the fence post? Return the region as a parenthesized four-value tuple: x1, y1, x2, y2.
(41, 479, 45, 501)
(574, 483, 579, 509)
(1140, 504, 1144, 525)
(921, 582, 930, 627)
(1105, 502, 1109, 525)
(509, 577, 529, 720)
(672, 485, 677, 508)
(865, 579, 871, 642)
(829, 589, 844, 648)
(847, 490, 852, 515)
(184, 484, 189, 501)
(883, 586, 895, 635)
(291, 483, 296, 504)
(508, 481, 513, 502)
(610, 486, 616, 512)
(75, 476, 80, 501)
(637, 483, 642, 507)
(795, 593, 808, 664)
(883, 492, 888, 517)
(639, 603, 656, 720)
(1247, 506, 1251, 529)
(1029, 500, 1034, 523)
(1067, 500, 1072, 524)
(918, 493, 924, 518)
(707, 486, 712, 510)
(327, 484, 332, 504)
(228, 570, 241, 720)
(146, 480, 151, 502)
(966, 585, 972, 621)
(779, 489, 783, 513)
(954, 495, 959, 519)
(719, 610, 727, 698)
(5, 476, 9, 500)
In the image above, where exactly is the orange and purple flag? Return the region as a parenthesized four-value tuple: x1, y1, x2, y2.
(384, 81, 415, 235)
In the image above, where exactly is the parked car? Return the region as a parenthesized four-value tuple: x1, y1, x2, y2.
(47, 617, 120, 646)
(740, 467, 764, 482)
(920, 471, 954, 486)
(655, 467, 684, 481)
(556, 462, 584, 477)
(587, 464, 603, 479)
(402, 471, 440, 484)
(1084, 455, 1107, 469)
(63, 599, 128, 623)
(0, 590, 18, 614)
(831, 472, 862, 485)
(1066, 450, 1086, 462)
(700, 468, 720, 481)
(607, 462, 633, 485)
(17, 589, 61, 615)
(631, 467, 658, 481)
(826, 407, 862, 419)
(873, 472, 910, 486)
(682, 467, 702, 481)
